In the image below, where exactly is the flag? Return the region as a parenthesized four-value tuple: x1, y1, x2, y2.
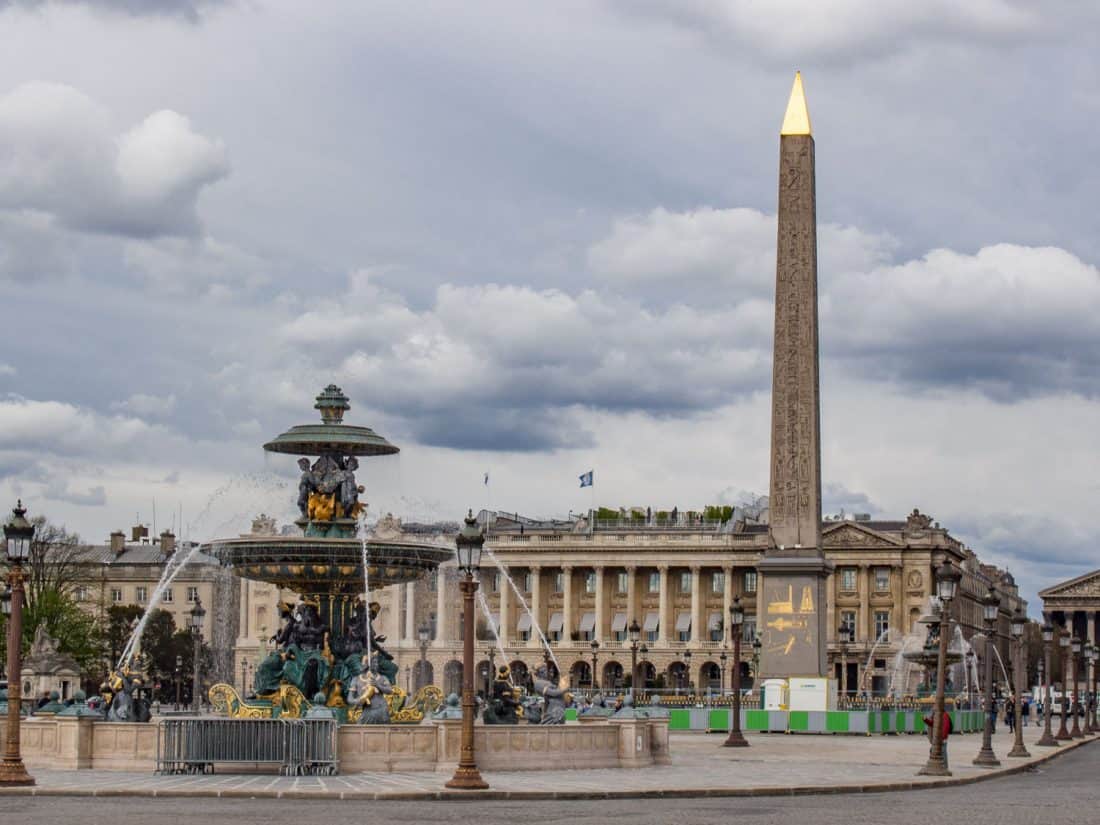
(579, 470, 593, 488)
(484, 471, 489, 486)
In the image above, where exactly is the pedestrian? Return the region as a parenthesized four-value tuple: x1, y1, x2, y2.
(1006, 695, 1016, 732)
(922, 709, 953, 769)
(1022, 697, 1031, 727)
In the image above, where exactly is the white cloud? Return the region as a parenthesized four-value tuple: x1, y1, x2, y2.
(0, 82, 227, 245)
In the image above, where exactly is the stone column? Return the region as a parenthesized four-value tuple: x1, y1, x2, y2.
(657, 565, 670, 645)
(562, 565, 574, 644)
(405, 581, 416, 644)
(723, 565, 734, 645)
(434, 568, 449, 647)
(626, 565, 638, 629)
(858, 564, 870, 643)
(594, 566, 606, 644)
(529, 565, 543, 649)
(390, 583, 404, 644)
(690, 565, 702, 645)
(498, 565, 510, 646)
(892, 564, 904, 638)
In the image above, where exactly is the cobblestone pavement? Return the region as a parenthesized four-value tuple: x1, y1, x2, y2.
(0, 729, 1091, 802)
(0, 734, 1096, 825)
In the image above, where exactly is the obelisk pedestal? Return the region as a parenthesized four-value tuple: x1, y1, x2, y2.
(757, 73, 833, 682)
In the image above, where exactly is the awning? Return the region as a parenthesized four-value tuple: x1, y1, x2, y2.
(642, 611, 659, 632)
(707, 611, 723, 632)
(579, 612, 596, 632)
(675, 611, 692, 632)
(548, 611, 564, 632)
(610, 612, 627, 632)
(517, 613, 532, 632)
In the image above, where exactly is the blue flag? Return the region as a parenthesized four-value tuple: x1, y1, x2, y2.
(579, 470, 593, 488)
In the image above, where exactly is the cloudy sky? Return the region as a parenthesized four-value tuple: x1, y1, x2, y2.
(1, 0, 1098, 614)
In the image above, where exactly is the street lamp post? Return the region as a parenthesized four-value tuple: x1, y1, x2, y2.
(964, 650, 974, 708)
(724, 596, 748, 747)
(1008, 607, 1029, 758)
(1070, 637, 1084, 738)
(683, 649, 692, 697)
(974, 587, 1001, 766)
(919, 559, 961, 776)
(405, 665, 411, 693)
(486, 646, 496, 697)
(445, 511, 489, 790)
(1, 501, 35, 786)
(174, 655, 183, 710)
(417, 622, 431, 692)
(1090, 644, 1099, 734)
(639, 644, 649, 695)
(838, 621, 851, 702)
(189, 596, 206, 714)
(718, 650, 727, 697)
(628, 619, 640, 698)
(1084, 644, 1096, 734)
(1036, 624, 1058, 747)
(1056, 630, 1072, 741)
(590, 640, 600, 691)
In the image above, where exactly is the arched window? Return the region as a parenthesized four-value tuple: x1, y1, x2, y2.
(443, 660, 463, 696)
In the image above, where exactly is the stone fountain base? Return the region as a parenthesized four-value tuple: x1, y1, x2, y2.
(3, 716, 669, 774)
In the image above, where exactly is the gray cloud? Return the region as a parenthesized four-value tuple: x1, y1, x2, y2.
(0, 0, 228, 20)
(44, 481, 107, 507)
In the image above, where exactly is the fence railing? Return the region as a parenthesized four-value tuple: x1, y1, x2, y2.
(156, 717, 338, 776)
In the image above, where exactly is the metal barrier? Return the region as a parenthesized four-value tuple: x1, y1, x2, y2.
(156, 718, 339, 775)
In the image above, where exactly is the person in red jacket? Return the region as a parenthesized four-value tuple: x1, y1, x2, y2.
(922, 709, 954, 769)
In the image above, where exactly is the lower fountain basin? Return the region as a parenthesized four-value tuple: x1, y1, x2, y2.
(207, 535, 452, 592)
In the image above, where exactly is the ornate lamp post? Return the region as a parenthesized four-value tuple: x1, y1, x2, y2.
(838, 621, 852, 701)
(174, 654, 183, 710)
(1008, 607, 1029, 758)
(1056, 630, 1072, 741)
(919, 559, 961, 776)
(486, 645, 496, 697)
(189, 596, 206, 713)
(724, 595, 748, 747)
(1, 501, 35, 786)
(964, 650, 974, 707)
(1070, 636, 1084, 738)
(1084, 644, 1096, 734)
(590, 639, 600, 691)
(445, 511, 489, 790)
(628, 619, 641, 697)
(974, 587, 1001, 766)
(1036, 624, 1058, 747)
(1089, 644, 1099, 734)
(417, 622, 431, 692)
(718, 650, 727, 697)
(683, 649, 693, 697)
(639, 643, 649, 695)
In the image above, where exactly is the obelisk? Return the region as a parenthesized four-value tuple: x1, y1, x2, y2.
(757, 73, 833, 681)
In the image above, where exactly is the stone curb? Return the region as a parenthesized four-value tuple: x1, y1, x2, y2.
(0, 737, 1092, 802)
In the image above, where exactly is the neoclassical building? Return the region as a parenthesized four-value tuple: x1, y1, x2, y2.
(1039, 570, 1100, 647)
(364, 508, 1026, 697)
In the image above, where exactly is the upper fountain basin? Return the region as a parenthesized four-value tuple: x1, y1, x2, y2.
(207, 535, 452, 593)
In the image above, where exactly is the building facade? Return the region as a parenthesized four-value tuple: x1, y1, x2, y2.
(367, 508, 1025, 698)
(1039, 570, 1100, 648)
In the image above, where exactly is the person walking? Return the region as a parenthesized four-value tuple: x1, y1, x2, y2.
(1022, 696, 1031, 727)
(1006, 694, 1016, 733)
(922, 708, 953, 770)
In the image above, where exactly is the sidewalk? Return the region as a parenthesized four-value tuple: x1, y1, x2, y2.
(0, 729, 1092, 801)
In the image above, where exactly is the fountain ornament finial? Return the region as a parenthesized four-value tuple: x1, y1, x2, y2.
(314, 384, 351, 425)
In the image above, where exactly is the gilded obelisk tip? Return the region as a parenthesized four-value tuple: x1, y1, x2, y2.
(780, 71, 812, 136)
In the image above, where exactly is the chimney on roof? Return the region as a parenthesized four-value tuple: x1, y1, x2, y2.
(131, 524, 149, 543)
(110, 530, 126, 555)
(159, 530, 176, 556)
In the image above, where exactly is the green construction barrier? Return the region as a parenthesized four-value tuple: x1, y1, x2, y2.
(745, 709, 769, 731)
(564, 708, 578, 722)
(788, 710, 809, 732)
(668, 709, 691, 730)
(708, 709, 728, 730)
(826, 711, 850, 732)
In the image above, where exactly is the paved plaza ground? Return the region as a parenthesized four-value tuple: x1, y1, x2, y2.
(4, 739, 1094, 825)
(0, 728, 1092, 801)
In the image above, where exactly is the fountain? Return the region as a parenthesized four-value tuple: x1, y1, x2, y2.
(888, 598, 968, 698)
(203, 385, 451, 721)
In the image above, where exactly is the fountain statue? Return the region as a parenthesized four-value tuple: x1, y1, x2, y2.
(482, 665, 521, 725)
(532, 665, 569, 725)
(890, 597, 971, 699)
(204, 386, 451, 722)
